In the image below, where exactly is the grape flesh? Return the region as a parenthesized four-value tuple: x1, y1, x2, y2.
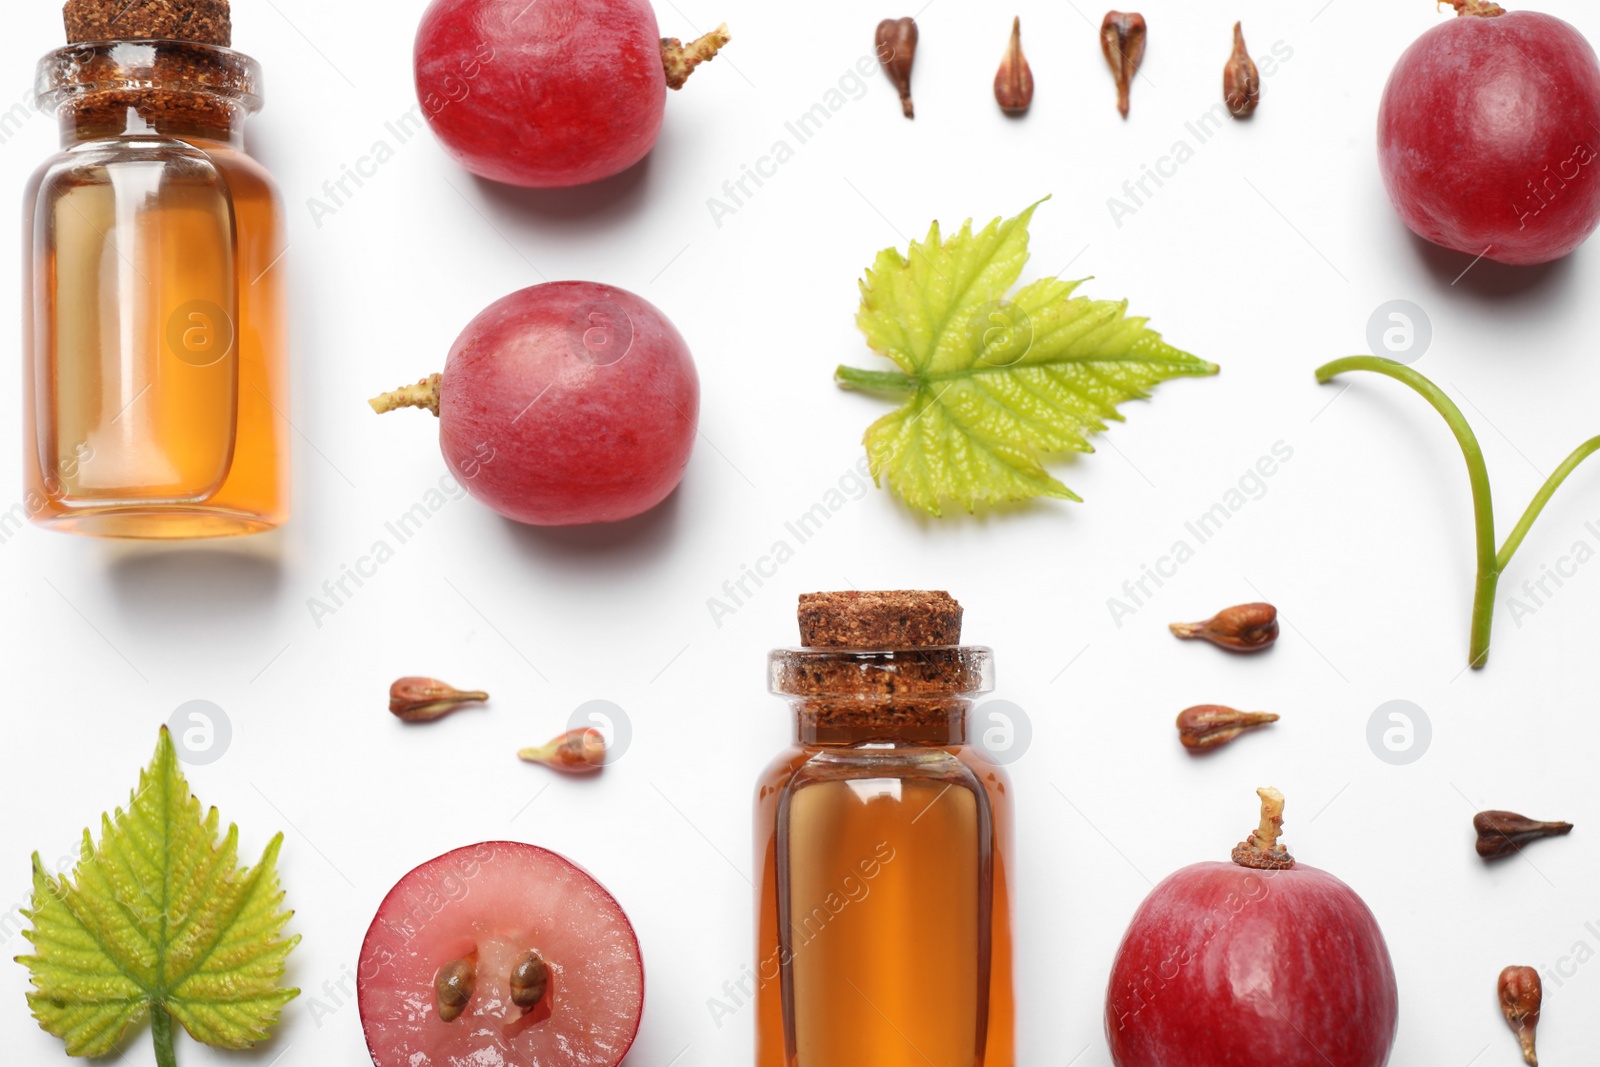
(358, 842, 644, 1067)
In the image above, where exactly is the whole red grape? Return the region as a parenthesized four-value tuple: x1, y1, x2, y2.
(1105, 790, 1399, 1067)
(1378, 1, 1600, 265)
(415, 0, 728, 188)
(371, 282, 699, 527)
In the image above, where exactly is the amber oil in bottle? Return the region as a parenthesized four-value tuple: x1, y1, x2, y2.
(22, 1, 288, 537)
(755, 591, 1016, 1066)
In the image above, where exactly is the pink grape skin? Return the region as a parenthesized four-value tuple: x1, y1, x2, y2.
(1377, 7, 1600, 266)
(1105, 861, 1398, 1067)
(415, 0, 668, 188)
(438, 282, 699, 526)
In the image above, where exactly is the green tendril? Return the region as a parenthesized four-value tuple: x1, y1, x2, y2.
(1316, 355, 1600, 669)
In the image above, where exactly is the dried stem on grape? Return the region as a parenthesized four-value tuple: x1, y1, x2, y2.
(661, 23, 732, 90)
(370, 374, 442, 417)
(1232, 786, 1295, 870)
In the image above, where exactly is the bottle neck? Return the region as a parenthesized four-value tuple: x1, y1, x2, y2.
(789, 697, 972, 747)
(39, 40, 261, 150)
(58, 97, 246, 147)
(769, 646, 993, 748)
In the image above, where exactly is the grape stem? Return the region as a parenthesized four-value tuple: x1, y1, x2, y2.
(1316, 356, 1600, 669)
(152, 1005, 177, 1067)
(1230, 786, 1295, 870)
(1451, 0, 1507, 18)
(661, 24, 731, 90)
(369, 374, 442, 417)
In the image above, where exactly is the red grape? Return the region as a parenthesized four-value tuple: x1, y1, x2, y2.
(1105, 790, 1398, 1067)
(1378, 1, 1600, 265)
(358, 842, 644, 1067)
(415, 0, 729, 188)
(371, 282, 699, 527)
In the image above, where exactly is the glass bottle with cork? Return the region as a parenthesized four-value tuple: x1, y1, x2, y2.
(23, 0, 288, 538)
(756, 590, 1016, 1066)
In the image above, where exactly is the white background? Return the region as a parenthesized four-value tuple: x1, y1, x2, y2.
(3, 0, 1599, 1064)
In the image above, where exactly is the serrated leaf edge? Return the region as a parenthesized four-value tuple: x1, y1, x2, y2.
(15, 727, 299, 1059)
(844, 199, 1218, 515)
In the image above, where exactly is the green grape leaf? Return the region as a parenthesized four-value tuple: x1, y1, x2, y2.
(836, 198, 1219, 516)
(17, 727, 299, 1065)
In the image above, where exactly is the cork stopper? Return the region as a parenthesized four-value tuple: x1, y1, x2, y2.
(776, 592, 985, 744)
(65, 0, 233, 47)
(797, 591, 963, 650)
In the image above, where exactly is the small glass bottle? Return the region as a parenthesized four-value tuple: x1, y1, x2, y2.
(22, 2, 288, 538)
(755, 591, 1015, 1067)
